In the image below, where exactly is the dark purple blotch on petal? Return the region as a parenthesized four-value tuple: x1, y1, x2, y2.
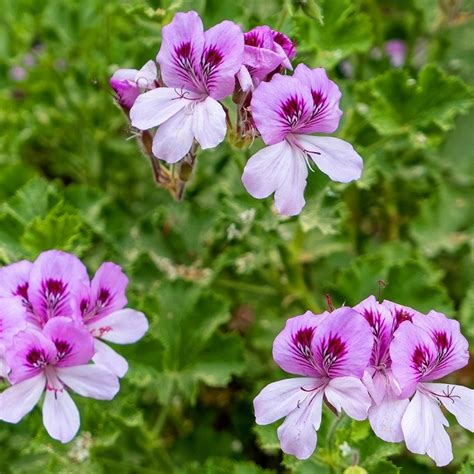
(320, 334, 347, 374)
(54, 339, 72, 362)
(26, 348, 49, 369)
(280, 95, 307, 127)
(412, 344, 432, 376)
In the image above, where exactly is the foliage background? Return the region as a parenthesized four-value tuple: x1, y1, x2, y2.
(0, 0, 473, 472)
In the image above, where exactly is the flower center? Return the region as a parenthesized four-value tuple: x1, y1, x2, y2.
(26, 348, 49, 369)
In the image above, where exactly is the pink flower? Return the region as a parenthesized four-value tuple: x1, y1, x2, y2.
(76, 263, 149, 378)
(110, 60, 158, 110)
(390, 310, 473, 466)
(242, 64, 363, 216)
(0, 297, 27, 377)
(253, 308, 373, 459)
(0, 317, 119, 443)
(384, 40, 406, 68)
(130, 11, 244, 163)
(237, 26, 295, 91)
(354, 297, 421, 442)
(25, 250, 90, 327)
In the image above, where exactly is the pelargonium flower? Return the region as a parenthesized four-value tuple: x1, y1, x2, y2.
(75, 263, 149, 378)
(130, 11, 244, 163)
(0, 297, 27, 377)
(242, 64, 363, 216)
(237, 25, 295, 91)
(0, 317, 119, 443)
(253, 308, 373, 459)
(384, 40, 406, 68)
(110, 60, 157, 111)
(390, 310, 473, 466)
(354, 296, 420, 442)
(0, 251, 90, 326)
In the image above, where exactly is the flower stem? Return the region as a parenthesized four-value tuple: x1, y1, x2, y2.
(278, 224, 321, 313)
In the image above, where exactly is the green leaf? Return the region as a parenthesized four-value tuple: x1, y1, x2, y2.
(410, 185, 471, 256)
(334, 246, 454, 313)
(183, 458, 273, 474)
(369, 460, 401, 474)
(151, 280, 245, 403)
(293, 0, 373, 67)
(253, 424, 281, 453)
(355, 65, 474, 140)
(459, 285, 474, 345)
(1, 176, 60, 225)
(20, 202, 92, 258)
(344, 468, 367, 474)
(458, 460, 474, 474)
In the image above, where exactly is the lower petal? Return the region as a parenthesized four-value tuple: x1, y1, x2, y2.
(42, 388, 80, 443)
(88, 309, 148, 344)
(368, 395, 409, 442)
(273, 149, 308, 216)
(401, 390, 439, 455)
(129, 87, 188, 130)
(424, 383, 474, 432)
(192, 97, 227, 149)
(254, 377, 321, 425)
(56, 365, 120, 400)
(324, 376, 371, 420)
(0, 374, 45, 423)
(152, 108, 194, 163)
(277, 389, 324, 460)
(294, 135, 363, 183)
(426, 422, 453, 467)
(92, 339, 129, 378)
(363, 370, 387, 406)
(242, 140, 294, 199)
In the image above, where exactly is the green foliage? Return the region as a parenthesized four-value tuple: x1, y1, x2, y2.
(0, 0, 473, 473)
(355, 65, 474, 141)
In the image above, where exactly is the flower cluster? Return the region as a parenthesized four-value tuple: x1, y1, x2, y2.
(0, 250, 148, 443)
(111, 11, 363, 215)
(254, 297, 473, 466)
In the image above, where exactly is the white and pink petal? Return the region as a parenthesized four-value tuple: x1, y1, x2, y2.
(324, 376, 371, 421)
(292, 135, 363, 184)
(27, 250, 90, 322)
(152, 106, 195, 163)
(272, 311, 327, 377)
(156, 11, 205, 94)
(254, 377, 322, 425)
(201, 20, 244, 100)
(368, 394, 409, 442)
(88, 308, 148, 344)
(0, 373, 46, 423)
(424, 383, 474, 432)
(42, 388, 80, 443)
(293, 64, 342, 134)
(192, 97, 227, 149)
(251, 74, 313, 145)
(276, 388, 324, 460)
(92, 339, 129, 378)
(43, 317, 95, 368)
(130, 87, 191, 132)
(56, 365, 120, 400)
